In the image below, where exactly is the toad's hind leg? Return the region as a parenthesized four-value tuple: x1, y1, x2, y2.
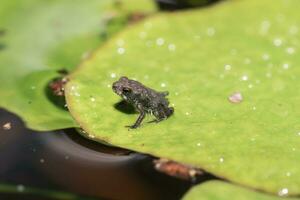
(152, 106, 174, 123)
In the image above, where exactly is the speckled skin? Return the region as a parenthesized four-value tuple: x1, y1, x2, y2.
(112, 76, 174, 129)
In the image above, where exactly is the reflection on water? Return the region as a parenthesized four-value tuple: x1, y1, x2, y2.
(0, 109, 198, 200)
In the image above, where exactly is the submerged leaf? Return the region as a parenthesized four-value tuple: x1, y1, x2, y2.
(0, 0, 156, 131)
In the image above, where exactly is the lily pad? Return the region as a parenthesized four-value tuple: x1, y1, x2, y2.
(183, 181, 300, 200)
(65, 0, 300, 195)
(0, 0, 156, 131)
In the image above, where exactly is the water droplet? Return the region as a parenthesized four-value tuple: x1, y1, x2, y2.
(90, 97, 96, 102)
(260, 20, 271, 34)
(286, 172, 291, 177)
(286, 47, 295, 54)
(156, 38, 165, 46)
(219, 157, 224, 163)
(117, 47, 125, 54)
(278, 188, 289, 196)
(282, 63, 289, 70)
(289, 25, 298, 35)
(266, 72, 272, 78)
(40, 158, 45, 163)
(74, 92, 80, 97)
(88, 134, 95, 139)
(160, 82, 166, 87)
(273, 38, 283, 47)
(255, 80, 261, 84)
(110, 73, 116, 78)
(292, 147, 296, 151)
(70, 85, 76, 91)
(107, 84, 111, 88)
(17, 185, 25, 192)
(228, 92, 243, 104)
(262, 54, 270, 61)
(224, 64, 231, 71)
(185, 112, 190, 116)
(241, 75, 248, 81)
(139, 31, 147, 39)
(297, 132, 300, 136)
(196, 143, 201, 147)
(252, 106, 256, 110)
(244, 58, 251, 64)
(144, 75, 149, 80)
(31, 86, 36, 90)
(206, 27, 215, 36)
(175, 92, 179, 96)
(168, 44, 176, 51)
(248, 84, 253, 89)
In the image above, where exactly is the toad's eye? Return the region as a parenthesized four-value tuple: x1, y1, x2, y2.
(122, 87, 131, 93)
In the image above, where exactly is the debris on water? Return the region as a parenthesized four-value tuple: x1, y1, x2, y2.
(153, 158, 203, 181)
(49, 77, 68, 96)
(228, 92, 243, 104)
(128, 12, 147, 24)
(2, 122, 11, 130)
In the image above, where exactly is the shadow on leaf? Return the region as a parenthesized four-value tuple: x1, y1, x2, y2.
(114, 100, 137, 114)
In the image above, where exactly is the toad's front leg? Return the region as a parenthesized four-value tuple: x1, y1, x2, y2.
(126, 104, 145, 129)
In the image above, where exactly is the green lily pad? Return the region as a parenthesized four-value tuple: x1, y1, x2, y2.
(0, 0, 156, 131)
(183, 181, 300, 200)
(65, 0, 300, 195)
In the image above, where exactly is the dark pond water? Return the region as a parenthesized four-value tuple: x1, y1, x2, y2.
(0, 109, 214, 200)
